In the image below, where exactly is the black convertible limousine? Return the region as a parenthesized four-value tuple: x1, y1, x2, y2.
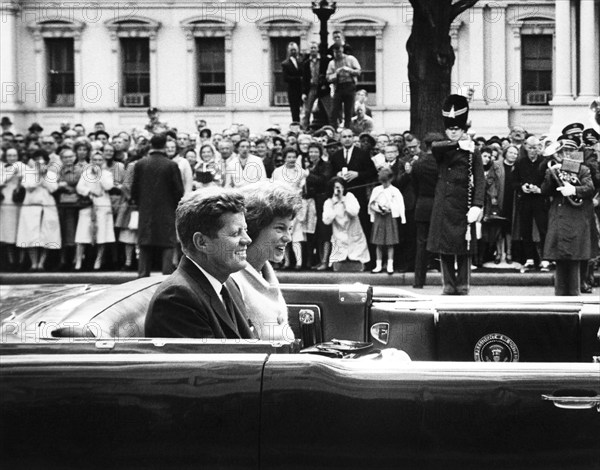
(1, 278, 599, 469)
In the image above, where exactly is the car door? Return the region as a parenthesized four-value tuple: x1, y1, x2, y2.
(260, 356, 600, 470)
(0, 340, 267, 470)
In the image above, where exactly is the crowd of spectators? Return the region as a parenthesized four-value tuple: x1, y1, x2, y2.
(1, 110, 599, 290)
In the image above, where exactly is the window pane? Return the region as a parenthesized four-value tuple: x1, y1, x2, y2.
(346, 36, 376, 105)
(521, 35, 553, 105)
(196, 37, 226, 106)
(271, 37, 299, 106)
(121, 38, 150, 107)
(46, 38, 74, 107)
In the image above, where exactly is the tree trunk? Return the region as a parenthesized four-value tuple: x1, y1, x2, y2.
(407, 0, 477, 138)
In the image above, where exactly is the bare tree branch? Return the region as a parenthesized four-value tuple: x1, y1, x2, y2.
(450, 0, 479, 21)
(409, 0, 437, 29)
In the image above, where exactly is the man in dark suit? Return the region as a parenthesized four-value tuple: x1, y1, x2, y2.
(131, 133, 184, 278)
(330, 128, 377, 238)
(410, 133, 442, 288)
(281, 42, 303, 124)
(145, 188, 255, 339)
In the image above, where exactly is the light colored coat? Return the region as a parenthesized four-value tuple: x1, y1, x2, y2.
(368, 184, 406, 223)
(15, 165, 61, 249)
(75, 165, 115, 245)
(0, 161, 26, 243)
(231, 261, 293, 342)
(323, 192, 370, 265)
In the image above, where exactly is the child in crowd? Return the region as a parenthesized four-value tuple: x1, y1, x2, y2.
(368, 167, 406, 274)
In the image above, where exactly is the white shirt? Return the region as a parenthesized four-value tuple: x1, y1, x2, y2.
(343, 146, 354, 165)
(186, 256, 226, 306)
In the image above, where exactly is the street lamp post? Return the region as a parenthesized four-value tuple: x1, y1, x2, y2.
(311, 1, 336, 129)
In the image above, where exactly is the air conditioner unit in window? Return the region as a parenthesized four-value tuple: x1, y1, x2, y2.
(123, 93, 147, 107)
(525, 91, 551, 105)
(53, 94, 75, 106)
(274, 92, 289, 106)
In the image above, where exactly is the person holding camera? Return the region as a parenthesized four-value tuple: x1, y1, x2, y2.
(513, 136, 550, 272)
(322, 176, 370, 270)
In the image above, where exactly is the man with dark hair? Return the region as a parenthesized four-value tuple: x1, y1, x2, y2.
(327, 44, 361, 128)
(330, 128, 377, 239)
(281, 42, 303, 124)
(411, 132, 442, 287)
(131, 133, 184, 278)
(326, 30, 353, 59)
(145, 187, 255, 339)
(302, 41, 321, 130)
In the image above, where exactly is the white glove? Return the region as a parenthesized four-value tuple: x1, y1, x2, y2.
(458, 140, 475, 152)
(557, 182, 576, 197)
(467, 206, 482, 224)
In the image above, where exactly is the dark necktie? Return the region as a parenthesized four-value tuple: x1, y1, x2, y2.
(345, 148, 350, 164)
(220, 285, 238, 329)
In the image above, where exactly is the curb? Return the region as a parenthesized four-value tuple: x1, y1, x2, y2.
(1, 271, 590, 286)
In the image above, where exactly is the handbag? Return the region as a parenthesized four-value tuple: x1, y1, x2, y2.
(58, 192, 80, 207)
(128, 210, 139, 230)
(12, 184, 25, 204)
(483, 205, 507, 222)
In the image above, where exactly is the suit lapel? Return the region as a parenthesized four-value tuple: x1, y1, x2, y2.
(180, 257, 241, 337)
(225, 278, 254, 339)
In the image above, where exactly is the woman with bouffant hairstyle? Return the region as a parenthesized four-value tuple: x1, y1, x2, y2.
(231, 183, 301, 341)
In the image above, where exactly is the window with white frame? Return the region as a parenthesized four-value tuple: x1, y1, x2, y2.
(121, 38, 150, 107)
(105, 17, 160, 108)
(521, 35, 553, 105)
(196, 37, 226, 106)
(271, 36, 300, 107)
(46, 38, 75, 107)
(346, 36, 376, 106)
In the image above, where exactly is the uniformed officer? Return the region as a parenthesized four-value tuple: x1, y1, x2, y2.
(427, 95, 485, 295)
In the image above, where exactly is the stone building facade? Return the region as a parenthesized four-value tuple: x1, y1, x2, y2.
(1, 0, 598, 137)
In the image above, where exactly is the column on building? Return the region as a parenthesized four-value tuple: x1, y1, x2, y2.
(0, 2, 19, 110)
(449, 20, 462, 89)
(577, 0, 599, 101)
(468, 6, 486, 102)
(486, 4, 508, 106)
(552, 0, 572, 101)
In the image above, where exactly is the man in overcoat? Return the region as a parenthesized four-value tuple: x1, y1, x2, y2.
(131, 133, 184, 277)
(427, 95, 485, 295)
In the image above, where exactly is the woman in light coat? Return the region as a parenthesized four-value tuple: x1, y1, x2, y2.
(0, 147, 27, 268)
(232, 183, 301, 341)
(74, 151, 115, 270)
(15, 149, 61, 270)
(323, 176, 370, 268)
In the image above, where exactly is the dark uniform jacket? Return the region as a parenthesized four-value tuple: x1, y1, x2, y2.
(145, 256, 255, 339)
(541, 164, 595, 261)
(411, 152, 439, 222)
(131, 150, 184, 247)
(427, 141, 485, 255)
